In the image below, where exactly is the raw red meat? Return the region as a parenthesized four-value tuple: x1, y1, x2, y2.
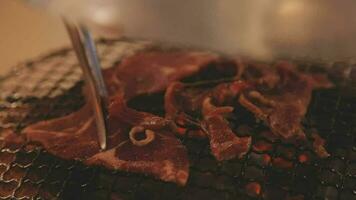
(2, 50, 333, 187)
(20, 51, 220, 185)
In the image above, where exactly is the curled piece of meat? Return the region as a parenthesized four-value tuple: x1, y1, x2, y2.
(164, 82, 190, 122)
(165, 81, 249, 127)
(129, 126, 156, 147)
(201, 98, 251, 161)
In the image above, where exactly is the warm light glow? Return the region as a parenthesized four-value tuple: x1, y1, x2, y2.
(278, 0, 306, 17)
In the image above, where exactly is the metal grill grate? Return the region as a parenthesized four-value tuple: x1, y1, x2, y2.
(0, 40, 354, 200)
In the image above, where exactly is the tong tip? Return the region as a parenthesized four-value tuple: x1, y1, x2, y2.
(99, 140, 107, 150)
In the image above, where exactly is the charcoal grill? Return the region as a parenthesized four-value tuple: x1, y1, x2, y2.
(0, 39, 355, 200)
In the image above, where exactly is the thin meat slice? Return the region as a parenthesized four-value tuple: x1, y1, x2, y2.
(239, 61, 332, 140)
(105, 51, 219, 100)
(23, 95, 189, 185)
(86, 141, 189, 186)
(239, 92, 307, 140)
(238, 61, 332, 157)
(201, 98, 251, 161)
(23, 104, 111, 160)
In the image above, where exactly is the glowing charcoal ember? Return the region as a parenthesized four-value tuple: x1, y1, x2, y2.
(245, 182, 262, 197)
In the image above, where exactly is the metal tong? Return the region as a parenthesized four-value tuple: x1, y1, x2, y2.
(64, 20, 108, 150)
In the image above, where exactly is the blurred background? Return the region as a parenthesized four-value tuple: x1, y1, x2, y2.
(0, 0, 69, 75)
(2, 0, 356, 76)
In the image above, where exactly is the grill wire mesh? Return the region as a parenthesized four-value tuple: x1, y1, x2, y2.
(0, 39, 354, 200)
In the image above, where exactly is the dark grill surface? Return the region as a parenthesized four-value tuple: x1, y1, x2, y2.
(0, 40, 355, 200)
